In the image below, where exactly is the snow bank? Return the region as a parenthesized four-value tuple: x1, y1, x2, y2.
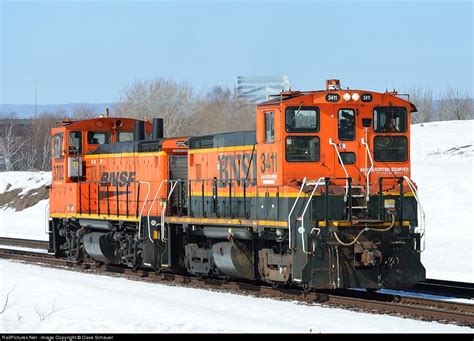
(0, 172, 50, 241)
(0, 171, 51, 196)
(0, 260, 470, 333)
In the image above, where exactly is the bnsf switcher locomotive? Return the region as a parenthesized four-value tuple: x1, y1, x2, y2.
(48, 80, 426, 289)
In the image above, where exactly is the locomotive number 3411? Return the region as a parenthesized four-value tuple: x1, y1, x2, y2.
(260, 152, 277, 173)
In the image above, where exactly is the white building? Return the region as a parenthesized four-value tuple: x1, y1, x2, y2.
(235, 76, 290, 103)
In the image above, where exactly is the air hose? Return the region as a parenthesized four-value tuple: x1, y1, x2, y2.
(332, 213, 396, 247)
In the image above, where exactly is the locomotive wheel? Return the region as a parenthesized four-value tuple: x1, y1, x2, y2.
(302, 283, 312, 294)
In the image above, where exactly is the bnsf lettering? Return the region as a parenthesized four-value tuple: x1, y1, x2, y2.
(218, 153, 257, 188)
(100, 171, 136, 187)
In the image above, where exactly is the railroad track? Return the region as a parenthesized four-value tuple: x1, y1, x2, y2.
(0, 245, 473, 327)
(0, 237, 49, 250)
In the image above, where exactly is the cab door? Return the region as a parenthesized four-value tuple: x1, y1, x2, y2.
(332, 106, 362, 187)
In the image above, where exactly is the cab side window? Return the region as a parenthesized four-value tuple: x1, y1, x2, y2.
(87, 132, 110, 145)
(265, 111, 274, 143)
(69, 131, 82, 154)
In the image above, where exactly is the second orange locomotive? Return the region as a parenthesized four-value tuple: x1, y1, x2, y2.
(48, 80, 425, 289)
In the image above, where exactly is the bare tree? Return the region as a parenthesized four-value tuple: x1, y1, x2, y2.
(1, 287, 16, 314)
(71, 105, 99, 119)
(439, 87, 473, 121)
(0, 114, 27, 171)
(35, 300, 61, 321)
(187, 86, 255, 136)
(408, 87, 436, 123)
(114, 78, 195, 137)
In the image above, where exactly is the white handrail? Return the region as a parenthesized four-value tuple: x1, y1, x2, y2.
(300, 177, 325, 254)
(403, 176, 426, 252)
(44, 201, 50, 234)
(160, 180, 180, 242)
(361, 136, 374, 202)
(146, 179, 169, 242)
(137, 181, 151, 239)
(287, 177, 307, 251)
(329, 138, 349, 201)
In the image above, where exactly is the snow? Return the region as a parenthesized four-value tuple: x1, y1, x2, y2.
(0, 119, 472, 280)
(0, 171, 50, 241)
(0, 260, 470, 333)
(0, 245, 48, 254)
(411, 121, 473, 283)
(0, 171, 51, 196)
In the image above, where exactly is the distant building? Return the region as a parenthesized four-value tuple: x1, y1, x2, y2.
(235, 76, 290, 103)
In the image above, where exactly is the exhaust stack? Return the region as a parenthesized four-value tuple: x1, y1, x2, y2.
(152, 118, 164, 139)
(134, 120, 145, 141)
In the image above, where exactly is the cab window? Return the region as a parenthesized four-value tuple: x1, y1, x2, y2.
(338, 109, 355, 140)
(52, 133, 64, 158)
(374, 136, 408, 162)
(286, 136, 320, 162)
(374, 107, 407, 133)
(265, 111, 275, 143)
(118, 132, 134, 142)
(68, 131, 82, 154)
(87, 132, 110, 145)
(285, 106, 319, 132)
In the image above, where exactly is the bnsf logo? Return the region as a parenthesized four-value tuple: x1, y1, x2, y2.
(100, 171, 136, 187)
(218, 153, 257, 188)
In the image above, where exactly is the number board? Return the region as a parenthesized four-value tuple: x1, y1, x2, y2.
(326, 93, 340, 102)
(361, 93, 373, 102)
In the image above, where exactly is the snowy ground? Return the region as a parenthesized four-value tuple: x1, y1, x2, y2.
(411, 121, 473, 282)
(0, 171, 50, 241)
(0, 260, 471, 333)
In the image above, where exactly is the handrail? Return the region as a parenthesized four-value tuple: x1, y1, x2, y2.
(160, 180, 180, 242)
(300, 177, 326, 255)
(146, 179, 169, 242)
(361, 136, 374, 202)
(137, 181, 151, 239)
(287, 177, 306, 251)
(44, 201, 51, 234)
(329, 138, 349, 202)
(403, 176, 426, 252)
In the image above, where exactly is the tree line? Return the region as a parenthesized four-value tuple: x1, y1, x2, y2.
(0, 77, 472, 171)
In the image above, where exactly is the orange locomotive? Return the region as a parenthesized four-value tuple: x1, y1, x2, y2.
(48, 80, 425, 289)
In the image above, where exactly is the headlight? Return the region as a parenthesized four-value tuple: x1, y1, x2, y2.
(352, 93, 360, 101)
(343, 93, 351, 101)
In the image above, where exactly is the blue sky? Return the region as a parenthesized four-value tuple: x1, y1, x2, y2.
(1, 0, 472, 104)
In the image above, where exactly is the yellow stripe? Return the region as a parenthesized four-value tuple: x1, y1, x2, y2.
(318, 220, 410, 227)
(188, 145, 254, 154)
(190, 191, 317, 198)
(166, 216, 288, 227)
(49, 212, 287, 227)
(50, 212, 139, 222)
(84, 151, 166, 159)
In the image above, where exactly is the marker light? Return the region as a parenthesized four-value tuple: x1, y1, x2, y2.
(343, 93, 351, 101)
(352, 93, 360, 101)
